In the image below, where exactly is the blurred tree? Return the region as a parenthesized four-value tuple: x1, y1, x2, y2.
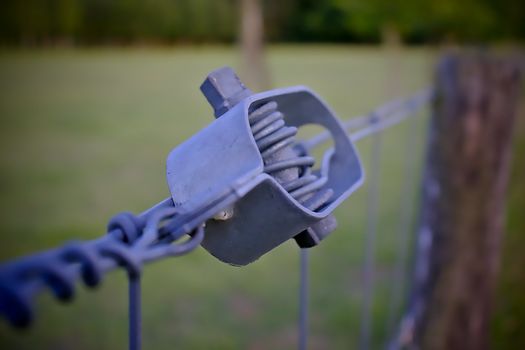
(241, 0, 269, 90)
(0, 0, 522, 45)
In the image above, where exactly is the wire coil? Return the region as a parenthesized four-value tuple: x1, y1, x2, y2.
(0, 209, 204, 328)
(249, 101, 333, 211)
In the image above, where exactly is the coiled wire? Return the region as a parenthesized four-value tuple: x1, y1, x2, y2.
(0, 209, 204, 327)
(249, 101, 334, 211)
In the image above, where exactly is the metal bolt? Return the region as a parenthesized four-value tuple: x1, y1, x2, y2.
(200, 67, 252, 118)
(200, 66, 337, 244)
(200, 66, 254, 221)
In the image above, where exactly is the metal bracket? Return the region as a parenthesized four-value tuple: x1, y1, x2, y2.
(166, 68, 364, 265)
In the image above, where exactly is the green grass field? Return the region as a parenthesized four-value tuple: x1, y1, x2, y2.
(0, 46, 522, 349)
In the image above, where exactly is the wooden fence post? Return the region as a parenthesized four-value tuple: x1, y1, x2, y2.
(408, 53, 522, 349)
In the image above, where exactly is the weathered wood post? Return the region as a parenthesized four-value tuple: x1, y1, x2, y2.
(403, 53, 522, 349)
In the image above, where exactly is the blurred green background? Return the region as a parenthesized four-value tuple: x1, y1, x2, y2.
(0, 1, 524, 349)
(0, 0, 524, 44)
(0, 47, 431, 349)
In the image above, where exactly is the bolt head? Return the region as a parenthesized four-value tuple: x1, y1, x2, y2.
(200, 67, 252, 118)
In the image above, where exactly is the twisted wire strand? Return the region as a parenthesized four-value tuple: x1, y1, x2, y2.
(0, 207, 205, 328)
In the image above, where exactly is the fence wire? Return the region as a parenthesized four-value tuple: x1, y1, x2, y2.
(302, 87, 433, 350)
(0, 87, 434, 350)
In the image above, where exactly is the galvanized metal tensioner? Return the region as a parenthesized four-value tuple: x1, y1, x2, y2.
(167, 67, 364, 265)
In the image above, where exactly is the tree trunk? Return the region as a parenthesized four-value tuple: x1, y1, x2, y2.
(240, 0, 269, 91)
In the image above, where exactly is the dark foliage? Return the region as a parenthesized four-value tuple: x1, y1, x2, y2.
(0, 0, 523, 45)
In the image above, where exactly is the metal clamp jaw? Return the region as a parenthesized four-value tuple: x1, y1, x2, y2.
(166, 67, 364, 265)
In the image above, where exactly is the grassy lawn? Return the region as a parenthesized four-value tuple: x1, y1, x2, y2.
(0, 46, 520, 349)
